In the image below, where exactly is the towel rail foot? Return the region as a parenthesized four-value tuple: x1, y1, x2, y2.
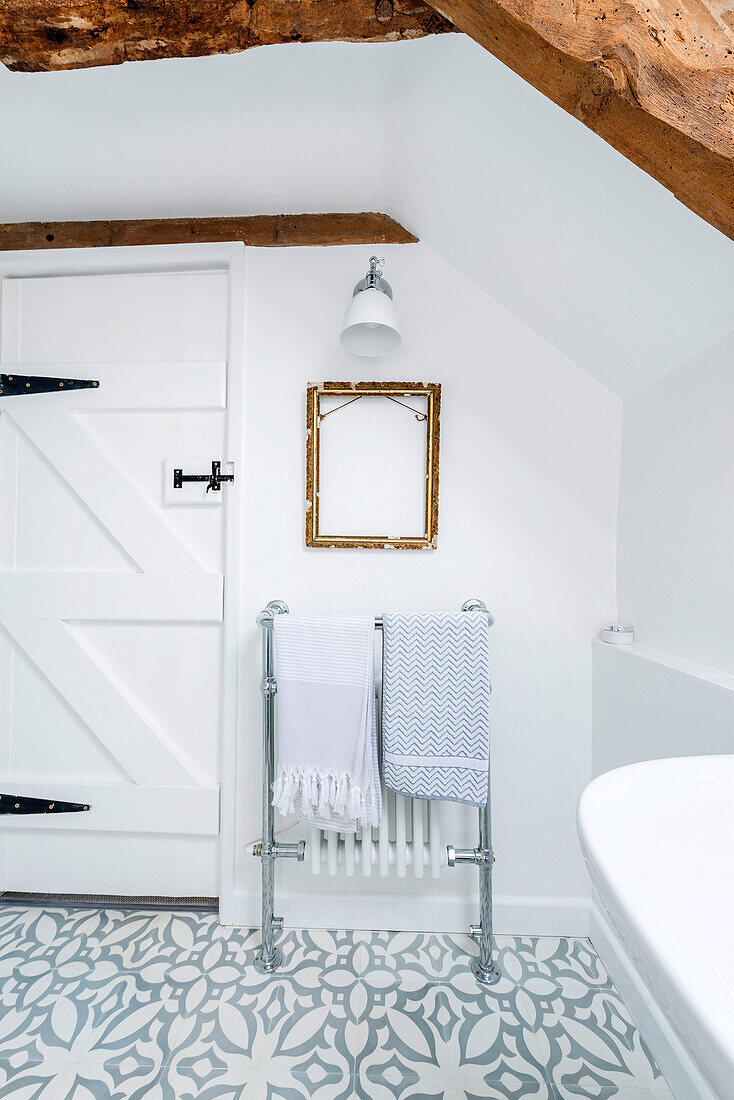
(254, 947, 283, 974)
(475, 960, 501, 986)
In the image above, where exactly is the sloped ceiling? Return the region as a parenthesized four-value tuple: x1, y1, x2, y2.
(0, 35, 731, 397)
(386, 36, 734, 398)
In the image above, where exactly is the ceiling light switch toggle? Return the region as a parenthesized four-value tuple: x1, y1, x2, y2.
(173, 460, 235, 493)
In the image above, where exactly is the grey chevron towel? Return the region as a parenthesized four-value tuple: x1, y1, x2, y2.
(381, 612, 490, 806)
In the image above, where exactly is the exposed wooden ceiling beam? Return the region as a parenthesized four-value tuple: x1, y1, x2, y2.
(0, 213, 419, 251)
(426, 0, 734, 240)
(0, 0, 453, 71)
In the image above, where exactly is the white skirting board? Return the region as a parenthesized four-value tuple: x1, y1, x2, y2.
(225, 888, 591, 937)
(589, 903, 719, 1100)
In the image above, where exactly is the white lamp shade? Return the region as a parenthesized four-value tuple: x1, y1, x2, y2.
(339, 288, 401, 357)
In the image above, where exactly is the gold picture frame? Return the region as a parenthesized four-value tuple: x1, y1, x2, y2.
(305, 381, 441, 550)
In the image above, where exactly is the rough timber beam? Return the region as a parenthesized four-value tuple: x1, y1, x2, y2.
(0, 213, 419, 251)
(0, 0, 454, 71)
(426, 0, 734, 240)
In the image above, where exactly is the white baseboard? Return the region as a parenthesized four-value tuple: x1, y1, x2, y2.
(225, 887, 590, 937)
(589, 902, 719, 1100)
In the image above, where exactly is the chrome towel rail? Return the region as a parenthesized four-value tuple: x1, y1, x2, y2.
(254, 598, 499, 987)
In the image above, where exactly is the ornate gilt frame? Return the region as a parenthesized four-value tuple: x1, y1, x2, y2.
(305, 381, 441, 550)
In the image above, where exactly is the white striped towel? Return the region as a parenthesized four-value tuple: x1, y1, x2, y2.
(382, 612, 491, 806)
(272, 615, 381, 832)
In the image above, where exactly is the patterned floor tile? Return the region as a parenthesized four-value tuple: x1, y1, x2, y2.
(0, 906, 258, 982)
(234, 985, 359, 1084)
(85, 910, 258, 979)
(536, 1028, 665, 1096)
(433, 986, 554, 1089)
(458, 1081, 553, 1099)
(555, 1091, 675, 1100)
(279, 930, 363, 990)
(0, 973, 118, 1067)
(0, 1057, 82, 1099)
(77, 972, 363, 1085)
(348, 975, 553, 1093)
(351, 1070, 448, 1098)
(432, 933, 577, 990)
(56, 1060, 355, 1099)
(350, 1072, 553, 1098)
(432, 941, 561, 1040)
(427, 933, 473, 980)
(148, 1063, 354, 1099)
(56, 1059, 161, 1099)
(528, 964, 665, 1094)
(354, 931, 436, 988)
(546, 1084, 674, 1100)
(0, 906, 70, 956)
(350, 979, 446, 1080)
(0, 909, 672, 1100)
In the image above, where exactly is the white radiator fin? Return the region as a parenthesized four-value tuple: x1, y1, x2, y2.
(309, 786, 444, 879)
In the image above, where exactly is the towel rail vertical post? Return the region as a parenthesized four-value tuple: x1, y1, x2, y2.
(446, 598, 500, 986)
(255, 600, 304, 975)
(475, 772, 499, 985)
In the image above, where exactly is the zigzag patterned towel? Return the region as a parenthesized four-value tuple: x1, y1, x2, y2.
(382, 612, 490, 806)
(272, 615, 381, 832)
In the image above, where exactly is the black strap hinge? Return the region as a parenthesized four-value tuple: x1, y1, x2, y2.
(0, 374, 99, 397)
(0, 793, 90, 816)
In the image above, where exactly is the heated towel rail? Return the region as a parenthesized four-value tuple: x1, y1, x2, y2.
(254, 599, 500, 987)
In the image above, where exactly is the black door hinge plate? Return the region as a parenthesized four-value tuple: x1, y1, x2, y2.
(0, 374, 99, 397)
(0, 793, 90, 816)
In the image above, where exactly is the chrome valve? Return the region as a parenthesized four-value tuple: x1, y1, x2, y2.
(447, 845, 494, 867)
(274, 840, 306, 861)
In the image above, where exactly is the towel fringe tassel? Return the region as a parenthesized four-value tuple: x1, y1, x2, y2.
(272, 766, 373, 827)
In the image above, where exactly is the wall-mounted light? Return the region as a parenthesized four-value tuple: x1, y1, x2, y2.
(339, 256, 401, 357)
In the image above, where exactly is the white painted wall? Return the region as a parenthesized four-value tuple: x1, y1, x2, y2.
(234, 241, 622, 932)
(618, 333, 734, 676)
(592, 333, 734, 780)
(593, 642, 734, 778)
(0, 45, 391, 220)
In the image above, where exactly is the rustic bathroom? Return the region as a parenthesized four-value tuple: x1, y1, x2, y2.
(0, 8, 732, 1098)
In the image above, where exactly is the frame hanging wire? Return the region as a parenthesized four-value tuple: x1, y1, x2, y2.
(318, 393, 427, 423)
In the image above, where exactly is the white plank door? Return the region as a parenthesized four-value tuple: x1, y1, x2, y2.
(0, 253, 242, 900)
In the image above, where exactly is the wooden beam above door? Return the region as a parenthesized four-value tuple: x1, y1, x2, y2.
(0, 0, 454, 71)
(0, 213, 418, 251)
(425, 0, 734, 241)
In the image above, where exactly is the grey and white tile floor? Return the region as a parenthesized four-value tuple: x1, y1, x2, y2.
(0, 906, 674, 1099)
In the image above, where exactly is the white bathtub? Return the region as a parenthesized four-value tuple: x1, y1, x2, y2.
(578, 755, 734, 1100)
